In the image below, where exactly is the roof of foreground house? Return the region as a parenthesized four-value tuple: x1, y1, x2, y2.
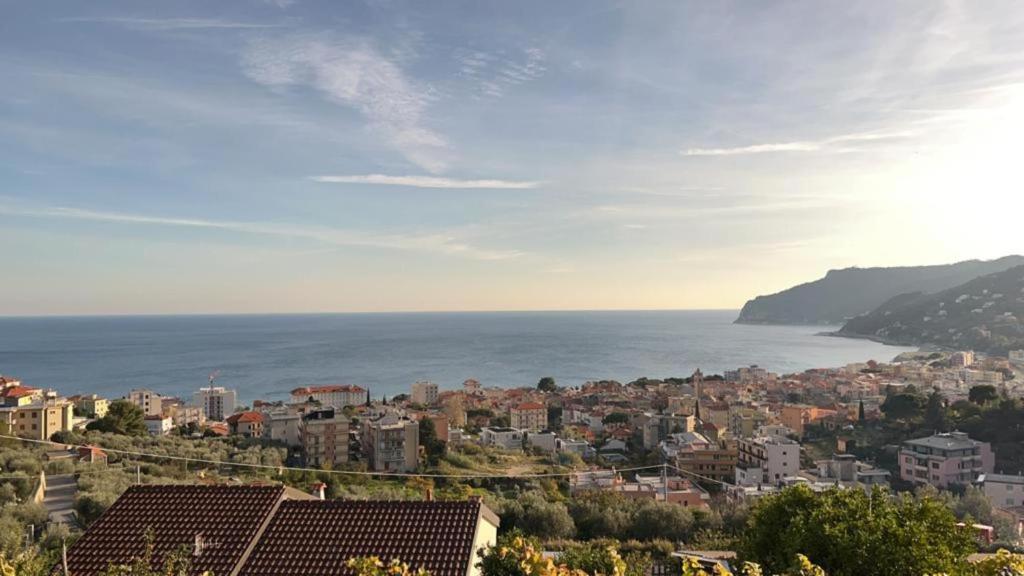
(238, 500, 494, 576)
(63, 484, 285, 576)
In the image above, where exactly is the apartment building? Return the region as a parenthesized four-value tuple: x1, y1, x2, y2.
(289, 385, 366, 408)
(75, 394, 109, 418)
(410, 381, 439, 406)
(899, 432, 994, 488)
(227, 411, 265, 438)
(673, 433, 738, 484)
(264, 410, 302, 447)
(735, 435, 800, 487)
(0, 398, 74, 440)
(145, 415, 173, 436)
(780, 404, 836, 438)
(301, 408, 349, 468)
(480, 427, 525, 450)
(127, 389, 164, 417)
(978, 473, 1024, 508)
(510, 402, 548, 432)
(1, 385, 44, 407)
(362, 414, 419, 472)
(193, 386, 237, 422)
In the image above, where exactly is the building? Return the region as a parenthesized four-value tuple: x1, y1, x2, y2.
(75, 394, 109, 418)
(193, 386, 237, 422)
(978, 473, 1024, 508)
(950, 351, 975, 368)
(1, 385, 43, 407)
(264, 410, 302, 447)
(899, 432, 995, 488)
(1010, 350, 1024, 366)
(673, 433, 738, 484)
(127, 389, 164, 417)
(736, 435, 801, 487)
(526, 431, 557, 453)
(510, 402, 548, 432)
(780, 405, 836, 438)
(62, 484, 499, 576)
(227, 411, 265, 438)
(289, 385, 366, 408)
(300, 408, 349, 468)
(144, 415, 172, 436)
(812, 454, 890, 489)
(411, 381, 439, 406)
(363, 414, 419, 472)
(480, 427, 525, 450)
(0, 398, 75, 440)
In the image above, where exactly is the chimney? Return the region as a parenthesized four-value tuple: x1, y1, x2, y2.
(425, 488, 434, 502)
(312, 482, 326, 500)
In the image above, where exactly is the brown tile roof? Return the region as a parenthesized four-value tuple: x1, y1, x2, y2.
(291, 385, 367, 395)
(227, 411, 264, 424)
(63, 485, 284, 576)
(238, 500, 488, 576)
(1, 385, 38, 398)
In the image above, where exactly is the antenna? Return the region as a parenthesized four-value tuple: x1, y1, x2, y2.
(208, 370, 220, 387)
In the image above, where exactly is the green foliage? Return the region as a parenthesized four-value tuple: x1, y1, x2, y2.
(601, 413, 629, 425)
(880, 391, 926, 422)
(559, 541, 649, 576)
(419, 419, 446, 467)
(537, 377, 558, 393)
(567, 491, 711, 543)
(497, 492, 576, 540)
(347, 556, 430, 576)
(739, 485, 974, 576)
(968, 385, 999, 406)
(87, 400, 148, 436)
(97, 531, 209, 576)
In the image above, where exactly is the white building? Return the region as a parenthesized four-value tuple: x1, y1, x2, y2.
(479, 427, 524, 451)
(1010, 350, 1024, 366)
(978, 473, 1024, 508)
(526, 431, 557, 453)
(410, 381, 439, 406)
(289, 385, 366, 408)
(144, 415, 173, 436)
(193, 386, 237, 422)
(736, 435, 800, 486)
(127, 389, 164, 417)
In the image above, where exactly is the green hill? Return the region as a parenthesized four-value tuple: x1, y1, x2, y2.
(735, 256, 1024, 325)
(838, 264, 1024, 354)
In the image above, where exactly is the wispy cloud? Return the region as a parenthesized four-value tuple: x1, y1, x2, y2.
(310, 174, 540, 189)
(0, 204, 523, 261)
(682, 130, 916, 156)
(456, 47, 547, 98)
(60, 17, 281, 30)
(242, 35, 450, 173)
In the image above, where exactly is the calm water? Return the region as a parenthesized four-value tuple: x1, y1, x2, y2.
(0, 311, 914, 403)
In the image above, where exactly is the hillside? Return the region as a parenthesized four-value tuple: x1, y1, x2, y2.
(735, 256, 1024, 325)
(837, 264, 1024, 354)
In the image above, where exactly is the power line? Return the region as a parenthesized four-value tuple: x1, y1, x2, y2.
(0, 434, 675, 480)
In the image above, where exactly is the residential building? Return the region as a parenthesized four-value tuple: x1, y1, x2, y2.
(510, 402, 548, 432)
(227, 411, 264, 438)
(735, 435, 801, 487)
(812, 454, 890, 489)
(557, 438, 594, 459)
(289, 385, 366, 408)
(527, 431, 557, 453)
(1010, 350, 1024, 366)
(363, 414, 419, 472)
(165, 403, 204, 428)
(62, 485, 499, 576)
(950, 351, 975, 368)
(780, 405, 836, 438)
(442, 394, 467, 427)
(899, 432, 995, 488)
(301, 408, 349, 468)
(480, 427, 525, 450)
(1, 385, 43, 407)
(75, 394, 109, 418)
(411, 381, 439, 406)
(978, 473, 1024, 508)
(264, 410, 303, 447)
(0, 398, 74, 440)
(144, 415, 172, 436)
(728, 407, 768, 438)
(193, 386, 237, 422)
(127, 389, 164, 417)
(672, 433, 738, 484)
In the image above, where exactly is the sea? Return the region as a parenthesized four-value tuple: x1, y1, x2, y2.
(0, 310, 916, 404)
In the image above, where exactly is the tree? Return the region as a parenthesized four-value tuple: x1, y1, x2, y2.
(857, 399, 865, 422)
(347, 557, 429, 576)
(601, 413, 629, 425)
(86, 400, 147, 436)
(879, 392, 925, 422)
(537, 377, 557, 393)
(968, 385, 999, 406)
(418, 418, 445, 466)
(739, 485, 974, 576)
(923, 389, 950, 432)
(498, 492, 575, 540)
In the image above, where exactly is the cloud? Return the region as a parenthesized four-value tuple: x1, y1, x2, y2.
(456, 47, 547, 98)
(60, 17, 280, 30)
(242, 35, 450, 173)
(310, 174, 540, 189)
(682, 130, 916, 156)
(0, 204, 523, 261)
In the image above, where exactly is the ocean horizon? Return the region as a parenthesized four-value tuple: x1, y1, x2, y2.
(0, 310, 915, 404)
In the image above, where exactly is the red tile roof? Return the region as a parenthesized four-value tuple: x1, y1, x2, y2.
(1, 385, 38, 398)
(238, 500, 489, 576)
(63, 485, 284, 576)
(227, 411, 263, 424)
(291, 385, 366, 395)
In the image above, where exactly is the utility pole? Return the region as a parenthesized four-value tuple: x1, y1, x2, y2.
(136, 464, 141, 485)
(661, 462, 668, 501)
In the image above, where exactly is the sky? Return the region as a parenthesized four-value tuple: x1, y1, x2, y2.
(2, 1, 1024, 315)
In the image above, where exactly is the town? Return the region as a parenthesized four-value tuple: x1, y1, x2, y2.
(1, 346, 1024, 574)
